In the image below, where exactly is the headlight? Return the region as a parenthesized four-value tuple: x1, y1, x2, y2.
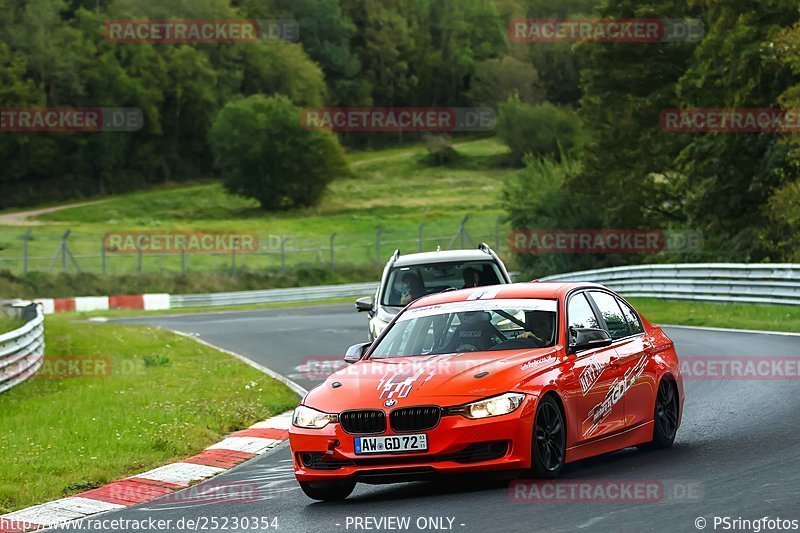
(459, 393, 525, 419)
(292, 405, 338, 429)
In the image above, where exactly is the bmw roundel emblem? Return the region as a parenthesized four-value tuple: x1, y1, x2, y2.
(384, 399, 396, 407)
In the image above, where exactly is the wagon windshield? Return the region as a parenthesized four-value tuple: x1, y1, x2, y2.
(370, 299, 558, 358)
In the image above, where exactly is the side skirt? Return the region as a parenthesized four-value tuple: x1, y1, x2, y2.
(565, 421, 653, 464)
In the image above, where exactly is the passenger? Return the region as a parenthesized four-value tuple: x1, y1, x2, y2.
(462, 267, 482, 288)
(400, 273, 425, 305)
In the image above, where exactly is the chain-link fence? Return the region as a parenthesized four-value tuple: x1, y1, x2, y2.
(0, 216, 510, 276)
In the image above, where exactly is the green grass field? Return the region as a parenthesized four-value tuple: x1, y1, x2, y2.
(0, 315, 24, 334)
(0, 138, 515, 276)
(629, 297, 800, 333)
(0, 317, 298, 513)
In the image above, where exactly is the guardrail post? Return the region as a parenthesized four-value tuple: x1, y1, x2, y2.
(330, 232, 337, 271)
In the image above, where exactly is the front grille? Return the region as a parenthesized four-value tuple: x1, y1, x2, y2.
(298, 441, 510, 471)
(340, 410, 386, 434)
(390, 406, 441, 432)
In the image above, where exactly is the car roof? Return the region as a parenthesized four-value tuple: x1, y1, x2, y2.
(392, 249, 495, 267)
(407, 281, 606, 308)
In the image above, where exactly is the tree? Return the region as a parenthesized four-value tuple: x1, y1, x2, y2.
(467, 56, 544, 107)
(209, 95, 349, 210)
(497, 96, 582, 164)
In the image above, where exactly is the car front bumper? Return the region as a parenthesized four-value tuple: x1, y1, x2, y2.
(289, 397, 536, 483)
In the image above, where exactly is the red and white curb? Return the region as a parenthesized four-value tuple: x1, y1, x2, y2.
(0, 411, 293, 532)
(34, 294, 170, 315)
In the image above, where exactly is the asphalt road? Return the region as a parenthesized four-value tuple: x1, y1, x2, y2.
(62, 305, 800, 533)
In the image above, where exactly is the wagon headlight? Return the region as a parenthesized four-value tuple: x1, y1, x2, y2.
(292, 405, 338, 429)
(458, 393, 526, 419)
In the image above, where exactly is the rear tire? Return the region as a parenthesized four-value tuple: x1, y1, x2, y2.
(640, 379, 679, 450)
(299, 480, 356, 501)
(531, 395, 566, 478)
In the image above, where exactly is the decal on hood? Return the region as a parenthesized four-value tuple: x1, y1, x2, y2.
(521, 355, 555, 371)
(375, 354, 455, 400)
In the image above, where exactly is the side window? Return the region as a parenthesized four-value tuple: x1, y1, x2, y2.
(618, 299, 644, 335)
(589, 291, 630, 340)
(568, 293, 600, 330)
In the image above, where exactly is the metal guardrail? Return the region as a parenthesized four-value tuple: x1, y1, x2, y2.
(171, 282, 380, 308)
(0, 303, 45, 394)
(540, 263, 800, 305)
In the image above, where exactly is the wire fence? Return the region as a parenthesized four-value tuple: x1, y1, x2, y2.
(0, 216, 509, 276)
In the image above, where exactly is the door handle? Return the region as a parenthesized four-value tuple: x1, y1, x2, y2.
(609, 356, 620, 367)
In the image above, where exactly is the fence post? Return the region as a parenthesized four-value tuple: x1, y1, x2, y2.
(330, 232, 337, 271)
(137, 239, 143, 274)
(22, 229, 31, 274)
(280, 237, 288, 274)
(48, 230, 80, 273)
(181, 242, 186, 275)
(418, 223, 425, 252)
(375, 228, 383, 264)
(101, 235, 106, 274)
(231, 245, 237, 275)
(495, 218, 502, 253)
(446, 216, 470, 250)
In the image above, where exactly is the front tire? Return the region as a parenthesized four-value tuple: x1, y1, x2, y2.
(641, 379, 679, 450)
(299, 480, 356, 501)
(531, 395, 566, 478)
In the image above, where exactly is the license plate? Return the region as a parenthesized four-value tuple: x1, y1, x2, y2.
(354, 434, 428, 455)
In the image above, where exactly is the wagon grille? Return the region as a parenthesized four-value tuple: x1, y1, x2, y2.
(339, 410, 386, 434)
(390, 406, 441, 432)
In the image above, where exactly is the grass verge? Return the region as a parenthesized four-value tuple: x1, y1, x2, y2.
(629, 297, 800, 334)
(0, 317, 298, 514)
(0, 315, 24, 334)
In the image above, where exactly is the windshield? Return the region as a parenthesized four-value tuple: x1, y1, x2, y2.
(370, 299, 558, 358)
(381, 261, 504, 307)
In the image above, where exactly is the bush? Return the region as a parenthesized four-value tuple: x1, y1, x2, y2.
(421, 134, 460, 166)
(209, 94, 349, 210)
(497, 96, 582, 165)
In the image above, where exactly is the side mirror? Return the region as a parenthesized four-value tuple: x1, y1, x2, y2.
(355, 296, 374, 313)
(344, 342, 371, 364)
(569, 327, 613, 353)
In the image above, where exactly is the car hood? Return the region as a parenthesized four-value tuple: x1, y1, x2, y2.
(376, 305, 402, 323)
(303, 348, 561, 412)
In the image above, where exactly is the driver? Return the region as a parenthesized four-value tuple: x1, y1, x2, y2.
(518, 310, 555, 345)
